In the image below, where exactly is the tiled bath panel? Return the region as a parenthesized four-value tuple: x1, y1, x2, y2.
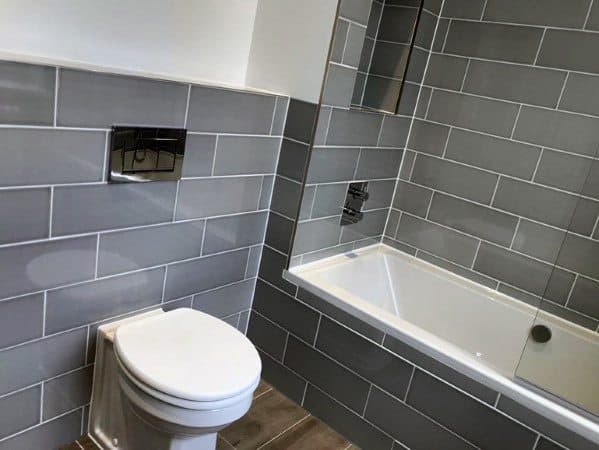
(0, 60, 286, 448)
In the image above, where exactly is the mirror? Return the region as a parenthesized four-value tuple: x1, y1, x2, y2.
(351, 0, 424, 114)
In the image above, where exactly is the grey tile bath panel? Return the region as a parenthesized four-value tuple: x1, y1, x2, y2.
(331, 19, 350, 63)
(424, 54, 468, 90)
(284, 337, 370, 413)
(340, 208, 388, 243)
(311, 183, 347, 219)
(326, 108, 383, 146)
(428, 193, 518, 246)
(0, 128, 105, 187)
(342, 24, 367, 68)
(407, 119, 450, 156)
(284, 99, 318, 144)
(181, 134, 216, 177)
(0, 293, 43, 349)
(322, 64, 357, 108)
(379, 115, 411, 148)
(393, 181, 433, 217)
(57, 69, 187, 128)
(0, 236, 96, 300)
(513, 106, 599, 157)
(258, 246, 296, 295)
(568, 276, 599, 320)
(0, 188, 50, 244)
(187, 86, 275, 134)
(306, 147, 360, 183)
(294, 217, 342, 255)
(271, 96, 289, 136)
(0, 386, 40, 439)
(441, 0, 485, 19)
(203, 211, 267, 255)
(0, 409, 81, 450)
(443, 20, 543, 64)
(253, 279, 320, 344)
(534, 149, 594, 194)
(303, 386, 393, 450)
(247, 313, 287, 361)
(192, 279, 254, 318)
(473, 243, 555, 296)
(444, 128, 541, 180)
(396, 214, 479, 266)
(164, 248, 248, 300)
(42, 366, 93, 420)
(365, 387, 474, 450)
(537, 29, 599, 73)
(53, 181, 177, 236)
(213, 135, 279, 176)
(417, 251, 499, 289)
(97, 220, 204, 276)
(355, 148, 403, 180)
(463, 60, 566, 108)
(511, 220, 565, 263)
(556, 233, 599, 280)
(264, 212, 294, 254)
(0, 328, 86, 396)
(258, 350, 306, 405)
(175, 176, 262, 220)
(411, 154, 498, 204)
(364, 180, 395, 210)
(483, 0, 590, 28)
(316, 317, 413, 399)
(0, 61, 55, 125)
(339, 0, 372, 24)
(427, 90, 519, 137)
(45, 267, 164, 334)
(276, 139, 309, 182)
(269, 176, 302, 218)
(560, 72, 599, 117)
(378, 5, 419, 43)
(492, 177, 580, 229)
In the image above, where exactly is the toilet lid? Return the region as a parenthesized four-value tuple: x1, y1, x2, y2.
(114, 308, 261, 402)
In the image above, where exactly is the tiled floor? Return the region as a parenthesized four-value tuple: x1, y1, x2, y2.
(60, 380, 356, 450)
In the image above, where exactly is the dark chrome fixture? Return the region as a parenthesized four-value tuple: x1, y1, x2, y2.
(530, 324, 552, 343)
(341, 182, 369, 225)
(108, 126, 187, 183)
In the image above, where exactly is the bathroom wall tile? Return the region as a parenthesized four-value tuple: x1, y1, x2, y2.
(385, 209, 401, 238)
(568, 276, 599, 320)
(284, 337, 370, 413)
(366, 1, 382, 38)
(428, 193, 519, 246)
(0, 188, 50, 244)
(306, 148, 361, 183)
(259, 175, 275, 211)
(378, 5, 419, 43)
(399, 150, 416, 180)
(364, 180, 395, 210)
(355, 148, 403, 180)
(0, 61, 55, 125)
(284, 99, 318, 144)
(427, 90, 520, 137)
(269, 176, 302, 219)
(0, 328, 86, 395)
(187, 86, 275, 134)
(271, 96, 289, 136)
(203, 211, 267, 255)
(407, 370, 537, 449)
(423, 0, 443, 15)
(417, 252, 499, 289)
(342, 24, 367, 68)
(213, 136, 279, 176)
(326, 109, 383, 147)
(264, 212, 294, 254)
(483, 0, 590, 28)
(276, 139, 310, 182)
(492, 178, 580, 229)
(248, 313, 288, 361)
(53, 182, 176, 236)
(537, 29, 599, 73)
(339, 0, 372, 25)
(317, 317, 413, 399)
(414, 86, 432, 119)
(45, 267, 164, 334)
(322, 64, 357, 108)
(424, 54, 469, 90)
(407, 119, 450, 156)
(582, 159, 599, 199)
(164, 249, 248, 300)
(560, 72, 599, 118)
(253, 280, 320, 344)
(0, 386, 40, 439)
(258, 350, 307, 405)
(258, 246, 297, 295)
(397, 82, 420, 116)
(511, 220, 565, 263)
(303, 386, 393, 450)
(175, 176, 262, 220)
(443, 21, 543, 64)
(0, 236, 96, 300)
(396, 214, 479, 266)
(42, 366, 93, 420)
(534, 149, 594, 194)
(513, 106, 599, 157)
(432, 18, 450, 51)
(97, 220, 205, 276)
(310, 183, 347, 219)
(299, 187, 315, 220)
(294, 217, 342, 255)
(0, 293, 44, 349)
(192, 279, 254, 319)
(441, 0, 485, 19)
(366, 387, 475, 450)
(408, 48, 430, 84)
(57, 69, 187, 128)
(555, 233, 599, 280)
(0, 409, 81, 450)
(181, 134, 216, 177)
(0, 128, 105, 186)
(162, 296, 192, 312)
(340, 208, 388, 243)
(331, 19, 350, 63)
(463, 60, 566, 108)
(414, 9, 437, 50)
(362, 75, 404, 113)
(369, 41, 411, 79)
(237, 311, 250, 333)
(411, 154, 498, 204)
(570, 197, 599, 236)
(444, 129, 541, 180)
(587, 0, 599, 30)
(379, 115, 412, 148)
(541, 296, 596, 328)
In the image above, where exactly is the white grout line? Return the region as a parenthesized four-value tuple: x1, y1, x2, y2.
(555, 72, 570, 110)
(530, 148, 544, 181)
(48, 186, 54, 238)
(459, 59, 471, 91)
(509, 218, 521, 249)
(53, 67, 59, 127)
(533, 28, 547, 65)
(509, 104, 522, 139)
(362, 384, 373, 417)
(39, 383, 44, 423)
(403, 366, 416, 402)
(470, 240, 482, 269)
(183, 84, 192, 128)
(441, 19, 452, 52)
(480, 0, 488, 20)
(339, 20, 352, 64)
(93, 234, 100, 278)
(584, 0, 595, 29)
(564, 274, 579, 307)
(42, 291, 47, 336)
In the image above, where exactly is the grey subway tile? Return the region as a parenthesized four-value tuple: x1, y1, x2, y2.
(258, 350, 307, 405)
(379, 115, 411, 148)
(407, 119, 450, 156)
(432, 18, 450, 52)
(203, 211, 267, 255)
(511, 220, 566, 263)
(385, 209, 401, 238)
(331, 19, 350, 63)
(366, 1, 383, 38)
(362, 76, 404, 113)
(342, 24, 367, 68)
(326, 108, 383, 146)
(310, 183, 347, 219)
(314, 106, 332, 145)
(340, 208, 388, 243)
(399, 149, 417, 180)
(568, 276, 599, 320)
(306, 147, 360, 183)
(162, 296, 192, 312)
(322, 64, 357, 108)
(271, 96, 289, 136)
(0, 188, 50, 244)
(192, 279, 254, 318)
(238, 311, 250, 334)
(393, 181, 433, 217)
(355, 148, 403, 180)
(414, 86, 432, 118)
(378, 5, 419, 43)
(414, 9, 437, 49)
(560, 72, 599, 117)
(294, 217, 342, 255)
(339, 0, 372, 24)
(0, 128, 105, 187)
(587, 0, 599, 31)
(264, 212, 294, 254)
(0, 410, 81, 450)
(42, 366, 93, 420)
(57, 69, 187, 128)
(0, 386, 40, 439)
(213, 136, 279, 176)
(534, 149, 595, 194)
(570, 197, 599, 236)
(417, 251, 499, 289)
(181, 134, 216, 177)
(483, 0, 590, 28)
(441, 0, 485, 19)
(369, 41, 411, 79)
(537, 29, 599, 73)
(276, 139, 309, 182)
(299, 186, 315, 220)
(284, 99, 317, 144)
(397, 82, 420, 116)
(555, 233, 599, 280)
(53, 182, 177, 236)
(259, 246, 296, 295)
(0, 293, 44, 349)
(364, 180, 395, 209)
(270, 176, 302, 218)
(424, 54, 469, 90)
(259, 175, 275, 210)
(247, 313, 287, 361)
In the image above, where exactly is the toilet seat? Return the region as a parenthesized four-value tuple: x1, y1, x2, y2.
(114, 308, 261, 409)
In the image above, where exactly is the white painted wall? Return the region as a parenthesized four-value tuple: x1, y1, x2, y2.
(0, 0, 258, 87)
(245, 0, 338, 102)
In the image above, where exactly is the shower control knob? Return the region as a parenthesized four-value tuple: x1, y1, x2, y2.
(530, 325, 552, 343)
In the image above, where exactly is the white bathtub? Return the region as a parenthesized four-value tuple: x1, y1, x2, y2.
(285, 244, 599, 443)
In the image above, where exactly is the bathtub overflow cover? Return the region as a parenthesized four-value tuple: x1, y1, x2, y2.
(530, 325, 552, 343)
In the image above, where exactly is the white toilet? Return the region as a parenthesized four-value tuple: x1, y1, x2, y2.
(88, 308, 261, 450)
